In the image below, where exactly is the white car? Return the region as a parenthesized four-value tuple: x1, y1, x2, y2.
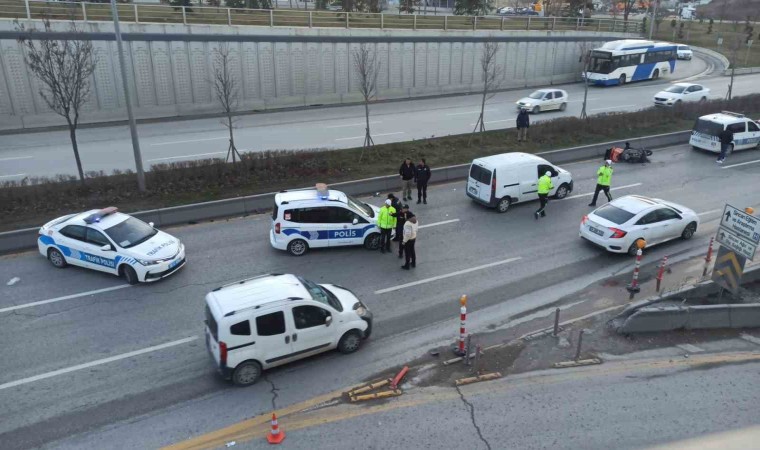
(676, 45, 693, 60)
(516, 89, 569, 114)
(653, 83, 710, 106)
(38, 207, 186, 284)
(580, 195, 699, 255)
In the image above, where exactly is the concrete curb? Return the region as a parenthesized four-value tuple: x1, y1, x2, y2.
(691, 45, 730, 72)
(0, 130, 690, 255)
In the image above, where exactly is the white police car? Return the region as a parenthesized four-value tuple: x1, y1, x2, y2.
(690, 111, 760, 154)
(270, 184, 382, 256)
(38, 207, 186, 284)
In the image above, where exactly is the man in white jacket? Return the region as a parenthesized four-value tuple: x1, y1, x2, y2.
(401, 214, 418, 270)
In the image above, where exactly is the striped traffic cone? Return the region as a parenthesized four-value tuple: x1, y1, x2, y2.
(266, 413, 285, 444)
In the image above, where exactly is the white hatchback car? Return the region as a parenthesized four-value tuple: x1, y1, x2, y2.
(38, 207, 186, 284)
(580, 195, 699, 255)
(676, 45, 693, 60)
(653, 83, 710, 106)
(515, 89, 569, 114)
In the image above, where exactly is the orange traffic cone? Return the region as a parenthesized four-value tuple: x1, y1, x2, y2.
(266, 413, 286, 444)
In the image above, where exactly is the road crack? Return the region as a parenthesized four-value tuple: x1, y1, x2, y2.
(455, 385, 492, 450)
(263, 375, 280, 411)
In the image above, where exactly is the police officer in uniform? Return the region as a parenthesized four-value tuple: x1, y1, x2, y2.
(588, 160, 613, 207)
(535, 171, 553, 220)
(377, 199, 396, 253)
(396, 204, 410, 258)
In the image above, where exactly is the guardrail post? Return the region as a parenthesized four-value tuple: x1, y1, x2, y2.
(597, 18, 601, 31)
(82, 2, 87, 21)
(473, 16, 477, 31)
(552, 16, 556, 30)
(134, 4, 139, 23)
(575, 17, 579, 30)
(444, 15, 447, 30)
(611, 19, 616, 32)
(500, 16, 504, 31)
(227, 8, 232, 25)
(270, 9, 274, 27)
(346, 12, 349, 29)
(182, 6, 187, 24)
(380, 12, 382, 29)
(527, 16, 531, 30)
(24, 0, 31, 19)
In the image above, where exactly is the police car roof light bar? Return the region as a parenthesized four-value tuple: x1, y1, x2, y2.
(720, 111, 745, 118)
(316, 183, 329, 200)
(83, 206, 119, 224)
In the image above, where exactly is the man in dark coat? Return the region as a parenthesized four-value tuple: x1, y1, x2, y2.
(415, 159, 431, 205)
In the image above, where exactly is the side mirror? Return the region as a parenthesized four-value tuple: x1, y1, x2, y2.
(100, 244, 112, 252)
(325, 315, 333, 327)
(148, 222, 155, 228)
(352, 218, 359, 225)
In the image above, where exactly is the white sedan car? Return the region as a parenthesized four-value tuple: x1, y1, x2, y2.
(515, 89, 569, 114)
(677, 45, 693, 60)
(653, 83, 710, 106)
(38, 207, 186, 284)
(580, 195, 699, 255)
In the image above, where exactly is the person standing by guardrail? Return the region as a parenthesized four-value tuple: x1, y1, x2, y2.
(588, 160, 613, 207)
(415, 159, 431, 205)
(399, 158, 416, 201)
(516, 108, 530, 143)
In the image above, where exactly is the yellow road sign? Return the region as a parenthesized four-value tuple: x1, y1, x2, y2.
(711, 247, 746, 294)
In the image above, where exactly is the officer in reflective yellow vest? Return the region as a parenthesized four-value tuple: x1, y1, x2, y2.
(535, 171, 553, 220)
(377, 199, 397, 253)
(588, 160, 613, 207)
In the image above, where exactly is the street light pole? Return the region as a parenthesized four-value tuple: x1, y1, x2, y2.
(111, 0, 146, 192)
(648, 0, 658, 40)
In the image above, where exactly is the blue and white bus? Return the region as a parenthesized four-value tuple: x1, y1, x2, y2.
(583, 40, 677, 86)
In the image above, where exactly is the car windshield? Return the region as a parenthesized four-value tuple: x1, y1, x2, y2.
(104, 217, 158, 248)
(528, 91, 545, 99)
(665, 85, 686, 93)
(346, 194, 373, 218)
(594, 204, 635, 225)
(299, 277, 343, 311)
(693, 118, 724, 136)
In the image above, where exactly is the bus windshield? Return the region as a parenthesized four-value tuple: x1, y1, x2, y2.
(693, 119, 724, 136)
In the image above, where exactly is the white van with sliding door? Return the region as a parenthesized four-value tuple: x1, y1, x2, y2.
(205, 274, 372, 386)
(466, 152, 574, 213)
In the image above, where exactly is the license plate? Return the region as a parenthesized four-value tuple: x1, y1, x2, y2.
(468, 186, 478, 195)
(588, 226, 604, 237)
(169, 258, 182, 269)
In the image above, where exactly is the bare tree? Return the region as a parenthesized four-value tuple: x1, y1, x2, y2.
(352, 43, 382, 161)
(622, 0, 636, 21)
(15, 18, 97, 184)
(470, 42, 502, 146)
(725, 34, 745, 101)
(212, 44, 244, 163)
(578, 41, 593, 120)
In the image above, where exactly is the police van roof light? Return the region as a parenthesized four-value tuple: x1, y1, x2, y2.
(316, 183, 329, 200)
(720, 111, 745, 118)
(83, 206, 118, 224)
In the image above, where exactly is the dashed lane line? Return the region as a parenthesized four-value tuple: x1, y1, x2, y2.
(0, 284, 131, 314)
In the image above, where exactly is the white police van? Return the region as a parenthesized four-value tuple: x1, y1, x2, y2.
(690, 111, 760, 154)
(270, 184, 382, 256)
(38, 207, 186, 284)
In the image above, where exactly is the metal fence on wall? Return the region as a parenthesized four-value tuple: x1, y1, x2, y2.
(0, 0, 644, 33)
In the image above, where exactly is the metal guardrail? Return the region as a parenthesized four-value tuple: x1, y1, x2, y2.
(0, 130, 688, 255)
(0, 0, 643, 33)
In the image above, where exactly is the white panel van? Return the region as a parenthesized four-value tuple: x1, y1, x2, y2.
(466, 152, 574, 213)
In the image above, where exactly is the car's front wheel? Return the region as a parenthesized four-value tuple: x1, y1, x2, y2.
(627, 239, 645, 256)
(48, 248, 67, 268)
(532, 106, 540, 114)
(337, 330, 362, 354)
(681, 222, 697, 240)
(554, 184, 570, 199)
(363, 233, 380, 250)
(559, 102, 567, 111)
(122, 266, 140, 285)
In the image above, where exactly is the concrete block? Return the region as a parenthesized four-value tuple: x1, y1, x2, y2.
(686, 305, 732, 329)
(157, 197, 247, 226)
(618, 306, 688, 333)
(729, 304, 760, 329)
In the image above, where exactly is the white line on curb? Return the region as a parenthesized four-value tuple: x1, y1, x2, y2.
(374, 257, 522, 295)
(446, 109, 497, 116)
(150, 136, 227, 146)
(325, 121, 381, 129)
(147, 151, 227, 163)
(565, 183, 642, 200)
(677, 343, 704, 353)
(0, 284, 131, 314)
(590, 105, 636, 112)
(335, 132, 405, 141)
(0, 173, 27, 179)
(0, 156, 34, 162)
(0, 336, 198, 391)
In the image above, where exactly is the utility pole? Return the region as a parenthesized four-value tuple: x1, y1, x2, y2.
(111, 0, 146, 192)
(648, 0, 658, 40)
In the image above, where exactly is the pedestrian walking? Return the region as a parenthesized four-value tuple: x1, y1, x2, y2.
(717, 127, 733, 164)
(415, 159, 431, 205)
(401, 214, 418, 270)
(535, 171, 553, 220)
(399, 158, 416, 201)
(396, 205, 410, 258)
(377, 199, 396, 254)
(588, 160, 613, 207)
(516, 108, 530, 142)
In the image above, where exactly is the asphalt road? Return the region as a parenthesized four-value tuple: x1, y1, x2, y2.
(2, 55, 748, 180)
(1, 142, 759, 448)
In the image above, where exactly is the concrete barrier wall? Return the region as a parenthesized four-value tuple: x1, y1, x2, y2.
(0, 20, 633, 130)
(0, 129, 689, 254)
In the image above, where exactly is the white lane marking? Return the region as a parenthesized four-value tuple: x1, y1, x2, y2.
(0, 173, 27, 179)
(325, 121, 381, 129)
(740, 333, 760, 346)
(0, 284, 131, 314)
(565, 183, 642, 200)
(469, 118, 515, 126)
(677, 343, 704, 353)
(0, 336, 198, 391)
(0, 156, 34, 162)
(335, 132, 404, 141)
(446, 109, 497, 116)
(147, 152, 227, 163)
(150, 136, 228, 146)
(419, 219, 460, 229)
(589, 104, 636, 112)
(697, 208, 723, 217)
(720, 159, 760, 169)
(6, 277, 20, 286)
(374, 257, 522, 295)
